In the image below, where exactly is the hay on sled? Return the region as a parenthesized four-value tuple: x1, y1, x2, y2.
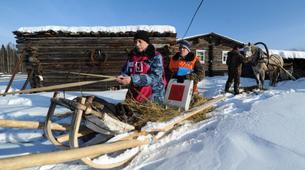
(123, 94, 214, 128)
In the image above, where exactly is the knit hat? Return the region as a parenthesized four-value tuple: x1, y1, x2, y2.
(179, 40, 191, 52)
(134, 30, 150, 44)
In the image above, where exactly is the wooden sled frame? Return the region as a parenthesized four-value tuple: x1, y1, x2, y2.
(44, 92, 137, 168)
(0, 94, 225, 170)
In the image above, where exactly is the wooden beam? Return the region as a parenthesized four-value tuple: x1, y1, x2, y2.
(0, 119, 69, 131)
(0, 139, 149, 170)
(0, 78, 115, 96)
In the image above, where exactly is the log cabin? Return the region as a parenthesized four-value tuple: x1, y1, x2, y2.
(13, 25, 176, 91)
(180, 32, 244, 77)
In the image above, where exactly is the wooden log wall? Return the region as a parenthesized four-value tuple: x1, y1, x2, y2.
(212, 45, 232, 75)
(290, 59, 305, 79)
(187, 36, 234, 76)
(14, 32, 176, 91)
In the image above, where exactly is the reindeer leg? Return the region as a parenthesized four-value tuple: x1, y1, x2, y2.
(269, 71, 274, 86)
(254, 72, 260, 89)
(260, 71, 265, 90)
(274, 68, 280, 86)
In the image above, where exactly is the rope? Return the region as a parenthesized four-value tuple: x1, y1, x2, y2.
(44, 70, 116, 97)
(44, 70, 113, 79)
(182, 0, 205, 38)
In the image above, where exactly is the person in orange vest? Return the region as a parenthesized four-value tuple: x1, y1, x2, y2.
(168, 40, 204, 94)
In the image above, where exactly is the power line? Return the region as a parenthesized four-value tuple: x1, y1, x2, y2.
(182, 0, 205, 39)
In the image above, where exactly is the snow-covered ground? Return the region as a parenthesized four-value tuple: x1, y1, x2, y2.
(0, 74, 305, 170)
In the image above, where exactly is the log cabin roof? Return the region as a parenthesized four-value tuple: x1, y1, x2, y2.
(181, 32, 305, 59)
(13, 25, 176, 37)
(179, 32, 244, 47)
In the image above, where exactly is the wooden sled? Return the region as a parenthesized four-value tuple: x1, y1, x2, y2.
(0, 93, 225, 170)
(43, 92, 137, 169)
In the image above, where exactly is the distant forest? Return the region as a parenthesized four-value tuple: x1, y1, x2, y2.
(0, 43, 25, 73)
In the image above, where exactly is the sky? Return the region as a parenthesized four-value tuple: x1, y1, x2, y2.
(0, 0, 305, 50)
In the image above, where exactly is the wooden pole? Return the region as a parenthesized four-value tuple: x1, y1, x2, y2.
(3, 51, 25, 96)
(0, 119, 69, 131)
(56, 129, 93, 143)
(157, 95, 225, 132)
(0, 77, 116, 96)
(21, 70, 33, 90)
(0, 139, 149, 170)
(279, 65, 296, 80)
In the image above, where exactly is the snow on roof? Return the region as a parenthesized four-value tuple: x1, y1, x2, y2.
(270, 49, 305, 59)
(16, 25, 176, 34)
(178, 33, 210, 41)
(181, 32, 305, 59)
(178, 32, 244, 44)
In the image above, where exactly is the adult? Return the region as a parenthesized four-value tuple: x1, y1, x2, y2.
(224, 46, 245, 95)
(168, 40, 204, 93)
(117, 30, 166, 103)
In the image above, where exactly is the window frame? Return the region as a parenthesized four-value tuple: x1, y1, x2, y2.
(196, 49, 206, 64)
(222, 50, 229, 64)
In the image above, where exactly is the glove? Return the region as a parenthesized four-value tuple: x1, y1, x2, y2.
(186, 73, 199, 84)
(186, 73, 194, 80)
(177, 75, 186, 83)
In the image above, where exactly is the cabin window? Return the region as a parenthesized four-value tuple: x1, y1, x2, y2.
(222, 51, 229, 64)
(196, 50, 206, 64)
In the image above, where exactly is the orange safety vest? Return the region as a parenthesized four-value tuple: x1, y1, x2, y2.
(169, 55, 200, 93)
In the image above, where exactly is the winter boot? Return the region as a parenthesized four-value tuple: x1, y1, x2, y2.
(225, 82, 231, 93)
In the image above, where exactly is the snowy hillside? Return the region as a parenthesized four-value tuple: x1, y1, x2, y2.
(0, 74, 305, 170)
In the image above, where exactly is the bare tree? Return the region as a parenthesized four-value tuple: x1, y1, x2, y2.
(0, 43, 20, 73)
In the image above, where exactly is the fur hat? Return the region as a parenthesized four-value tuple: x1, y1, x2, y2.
(179, 40, 191, 52)
(134, 30, 150, 44)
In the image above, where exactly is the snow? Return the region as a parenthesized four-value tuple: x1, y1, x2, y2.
(178, 32, 244, 44)
(1, 74, 305, 170)
(17, 25, 176, 34)
(270, 49, 305, 59)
